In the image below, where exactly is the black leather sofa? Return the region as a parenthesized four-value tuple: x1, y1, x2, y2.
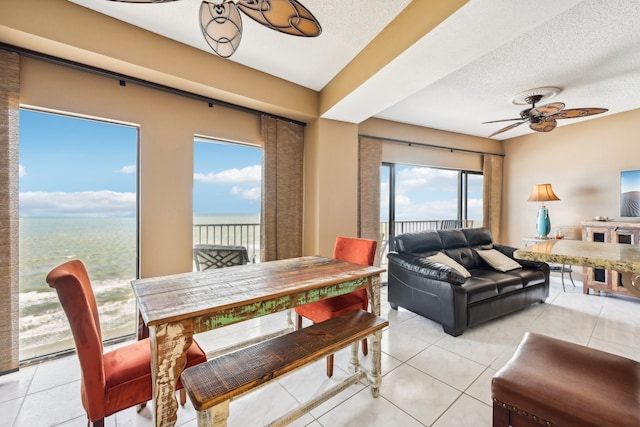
(387, 228, 549, 336)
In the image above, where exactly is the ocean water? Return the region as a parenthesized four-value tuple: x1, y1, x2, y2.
(19, 217, 138, 359)
(19, 214, 259, 360)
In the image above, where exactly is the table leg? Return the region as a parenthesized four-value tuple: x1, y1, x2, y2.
(367, 275, 382, 397)
(150, 319, 195, 427)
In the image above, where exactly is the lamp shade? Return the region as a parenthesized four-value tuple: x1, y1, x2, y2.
(527, 184, 560, 202)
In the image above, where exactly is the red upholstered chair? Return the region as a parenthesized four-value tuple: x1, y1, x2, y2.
(46, 260, 208, 427)
(295, 236, 377, 377)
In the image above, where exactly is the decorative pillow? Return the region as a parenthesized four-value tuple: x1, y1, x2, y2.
(477, 249, 522, 272)
(427, 252, 471, 278)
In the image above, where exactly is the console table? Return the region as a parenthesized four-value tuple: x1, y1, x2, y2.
(514, 239, 640, 299)
(581, 220, 640, 296)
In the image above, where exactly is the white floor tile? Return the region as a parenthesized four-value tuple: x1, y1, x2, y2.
(5, 276, 640, 426)
(380, 364, 460, 426)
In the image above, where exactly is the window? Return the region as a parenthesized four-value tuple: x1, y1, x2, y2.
(19, 109, 138, 361)
(381, 163, 483, 252)
(193, 138, 262, 264)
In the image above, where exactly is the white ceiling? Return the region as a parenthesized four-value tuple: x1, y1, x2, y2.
(69, 0, 640, 140)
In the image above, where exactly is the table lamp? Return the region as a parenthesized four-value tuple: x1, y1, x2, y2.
(527, 183, 560, 238)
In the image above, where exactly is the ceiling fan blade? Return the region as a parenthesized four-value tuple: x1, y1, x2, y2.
(106, 0, 181, 3)
(200, 1, 243, 58)
(552, 108, 608, 119)
(489, 121, 525, 137)
(482, 117, 523, 124)
(530, 102, 565, 117)
(237, 0, 322, 37)
(529, 118, 557, 133)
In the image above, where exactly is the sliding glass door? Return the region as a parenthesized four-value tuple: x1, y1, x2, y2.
(381, 162, 483, 253)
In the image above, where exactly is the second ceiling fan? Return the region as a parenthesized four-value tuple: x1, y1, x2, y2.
(484, 94, 608, 138)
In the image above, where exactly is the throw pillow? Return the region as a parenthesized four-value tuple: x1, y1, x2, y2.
(477, 249, 522, 272)
(427, 252, 471, 278)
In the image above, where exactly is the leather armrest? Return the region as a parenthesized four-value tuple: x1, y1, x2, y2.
(387, 253, 466, 285)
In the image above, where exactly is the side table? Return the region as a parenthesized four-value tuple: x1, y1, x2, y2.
(522, 237, 576, 291)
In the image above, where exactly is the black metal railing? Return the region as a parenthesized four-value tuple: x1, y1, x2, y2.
(194, 219, 478, 266)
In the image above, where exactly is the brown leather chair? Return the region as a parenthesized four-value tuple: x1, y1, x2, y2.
(46, 260, 208, 427)
(492, 332, 640, 427)
(294, 236, 377, 377)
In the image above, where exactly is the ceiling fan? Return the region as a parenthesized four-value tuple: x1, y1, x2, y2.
(483, 94, 608, 138)
(107, 0, 322, 58)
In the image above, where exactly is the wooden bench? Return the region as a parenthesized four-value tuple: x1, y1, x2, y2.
(180, 309, 388, 427)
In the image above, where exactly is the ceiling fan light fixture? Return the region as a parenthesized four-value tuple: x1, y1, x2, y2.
(485, 86, 608, 137)
(510, 87, 561, 105)
(200, 1, 243, 58)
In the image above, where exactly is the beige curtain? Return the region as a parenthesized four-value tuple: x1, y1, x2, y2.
(358, 136, 382, 264)
(260, 116, 304, 261)
(483, 154, 504, 242)
(0, 51, 20, 374)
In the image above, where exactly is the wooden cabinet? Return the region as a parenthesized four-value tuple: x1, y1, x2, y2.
(582, 220, 640, 297)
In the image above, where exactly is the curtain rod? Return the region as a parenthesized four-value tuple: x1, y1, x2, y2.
(359, 134, 505, 157)
(1, 43, 306, 127)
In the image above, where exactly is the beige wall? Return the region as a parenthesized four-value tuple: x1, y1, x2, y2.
(503, 109, 640, 250)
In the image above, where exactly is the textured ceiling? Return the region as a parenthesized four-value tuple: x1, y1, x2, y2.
(69, 0, 640, 140)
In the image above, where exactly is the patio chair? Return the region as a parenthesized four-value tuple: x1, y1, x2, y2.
(193, 244, 254, 271)
(440, 219, 460, 229)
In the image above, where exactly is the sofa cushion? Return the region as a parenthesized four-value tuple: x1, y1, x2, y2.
(477, 249, 522, 272)
(504, 268, 547, 287)
(437, 229, 468, 249)
(444, 247, 477, 270)
(462, 227, 494, 248)
(427, 252, 471, 278)
(471, 270, 524, 296)
(461, 276, 499, 303)
(395, 231, 443, 256)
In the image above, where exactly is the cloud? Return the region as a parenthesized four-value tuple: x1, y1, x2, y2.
(231, 186, 261, 202)
(19, 191, 136, 217)
(396, 167, 458, 191)
(19, 164, 26, 177)
(194, 165, 261, 184)
(119, 165, 136, 174)
(193, 165, 262, 184)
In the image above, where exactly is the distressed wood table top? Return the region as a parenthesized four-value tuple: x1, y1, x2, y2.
(132, 256, 385, 329)
(130, 255, 385, 427)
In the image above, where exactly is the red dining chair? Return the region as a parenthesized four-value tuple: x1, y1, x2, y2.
(295, 236, 377, 377)
(46, 260, 207, 427)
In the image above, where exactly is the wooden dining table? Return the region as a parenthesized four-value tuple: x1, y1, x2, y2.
(131, 256, 385, 427)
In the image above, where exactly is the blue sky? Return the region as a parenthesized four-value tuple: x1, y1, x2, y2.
(19, 109, 261, 217)
(193, 139, 262, 216)
(19, 109, 482, 221)
(380, 165, 483, 222)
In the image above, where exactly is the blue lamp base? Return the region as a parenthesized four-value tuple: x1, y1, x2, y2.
(536, 205, 551, 237)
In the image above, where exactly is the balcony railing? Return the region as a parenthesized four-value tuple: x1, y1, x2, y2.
(193, 219, 477, 267)
(193, 223, 261, 263)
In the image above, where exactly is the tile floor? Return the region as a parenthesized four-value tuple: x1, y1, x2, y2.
(2, 275, 640, 427)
